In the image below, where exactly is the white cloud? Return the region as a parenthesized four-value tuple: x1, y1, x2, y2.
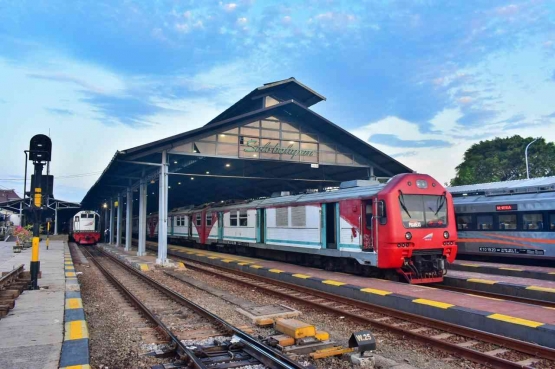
(223, 3, 237, 12)
(237, 17, 248, 25)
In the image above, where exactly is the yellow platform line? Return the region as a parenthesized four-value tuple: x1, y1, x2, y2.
(269, 269, 283, 273)
(66, 298, 83, 309)
(207, 256, 219, 259)
(549, 272, 555, 275)
(65, 320, 89, 340)
(467, 278, 497, 285)
(460, 264, 480, 267)
(237, 262, 251, 266)
(360, 287, 392, 296)
(322, 280, 346, 286)
(65, 265, 75, 270)
(249, 265, 263, 269)
(60, 365, 91, 369)
(65, 272, 76, 277)
(487, 313, 544, 328)
(292, 273, 311, 279)
(413, 298, 454, 309)
(526, 286, 555, 293)
(498, 267, 523, 271)
(221, 259, 235, 263)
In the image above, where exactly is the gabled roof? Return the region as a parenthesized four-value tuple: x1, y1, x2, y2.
(205, 77, 326, 126)
(0, 189, 20, 203)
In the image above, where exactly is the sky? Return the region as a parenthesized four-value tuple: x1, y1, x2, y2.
(1, 0, 554, 203)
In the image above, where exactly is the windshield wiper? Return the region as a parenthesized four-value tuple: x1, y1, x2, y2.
(398, 190, 411, 218)
(434, 194, 446, 215)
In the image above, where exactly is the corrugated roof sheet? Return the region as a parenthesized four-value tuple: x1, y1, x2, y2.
(448, 176, 555, 195)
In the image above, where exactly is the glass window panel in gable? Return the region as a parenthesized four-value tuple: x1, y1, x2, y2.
(301, 133, 318, 142)
(258, 139, 280, 159)
(261, 119, 279, 129)
(221, 127, 239, 134)
(240, 127, 260, 136)
(218, 134, 238, 144)
(319, 152, 336, 163)
(301, 153, 318, 163)
(282, 131, 300, 140)
(245, 121, 260, 128)
(261, 129, 280, 139)
(239, 136, 260, 158)
(171, 142, 193, 153)
(199, 135, 216, 142)
(280, 141, 300, 161)
(336, 153, 354, 164)
(319, 143, 335, 152)
(281, 122, 299, 132)
(193, 142, 216, 155)
(300, 142, 317, 151)
(216, 143, 238, 156)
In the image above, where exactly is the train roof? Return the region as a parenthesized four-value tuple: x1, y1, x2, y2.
(448, 176, 555, 197)
(453, 191, 555, 205)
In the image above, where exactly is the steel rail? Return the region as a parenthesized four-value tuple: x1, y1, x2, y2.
(79, 247, 207, 369)
(0, 264, 25, 289)
(173, 256, 555, 369)
(433, 284, 555, 309)
(94, 246, 308, 369)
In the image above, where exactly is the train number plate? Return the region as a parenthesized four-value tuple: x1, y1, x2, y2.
(478, 247, 544, 255)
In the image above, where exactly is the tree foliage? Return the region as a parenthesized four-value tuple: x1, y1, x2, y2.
(450, 135, 555, 186)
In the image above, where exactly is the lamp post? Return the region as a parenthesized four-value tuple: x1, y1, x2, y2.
(525, 137, 539, 179)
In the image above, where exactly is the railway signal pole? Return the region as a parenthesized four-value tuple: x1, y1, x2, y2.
(27, 134, 52, 290)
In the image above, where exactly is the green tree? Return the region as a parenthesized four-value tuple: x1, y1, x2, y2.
(450, 135, 555, 186)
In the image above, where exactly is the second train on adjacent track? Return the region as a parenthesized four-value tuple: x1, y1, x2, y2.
(134, 173, 457, 284)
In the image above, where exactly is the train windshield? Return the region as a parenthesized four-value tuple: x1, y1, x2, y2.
(398, 193, 448, 228)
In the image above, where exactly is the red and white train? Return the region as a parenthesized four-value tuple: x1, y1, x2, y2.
(134, 173, 457, 283)
(69, 210, 101, 245)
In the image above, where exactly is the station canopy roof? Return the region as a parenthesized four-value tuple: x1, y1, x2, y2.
(81, 77, 412, 213)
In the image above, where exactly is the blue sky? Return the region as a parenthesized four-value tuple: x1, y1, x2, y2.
(1, 0, 554, 202)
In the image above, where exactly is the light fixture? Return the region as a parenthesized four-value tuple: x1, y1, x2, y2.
(289, 141, 295, 144)
(178, 182, 182, 185)
(168, 186, 171, 189)
(150, 180, 155, 184)
(220, 134, 226, 137)
(225, 163, 230, 167)
(191, 177, 194, 180)
(206, 171, 210, 174)
(221, 200, 224, 203)
(194, 150, 198, 153)
(103, 203, 107, 208)
(174, 160, 178, 164)
(253, 154, 257, 157)
(152, 192, 155, 194)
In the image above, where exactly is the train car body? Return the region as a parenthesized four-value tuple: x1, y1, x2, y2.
(137, 173, 457, 284)
(450, 177, 555, 261)
(69, 210, 100, 245)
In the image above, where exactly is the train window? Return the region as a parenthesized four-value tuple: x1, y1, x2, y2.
(206, 213, 212, 226)
(196, 214, 201, 226)
(456, 215, 473, 230)
(498, 214, 517, 230)
(365, 203, 373, 230)
(81, 213, 87, 218)
(88, 214, 94, 218)
(230, 211, 238, 227)
(291, 206, 306, 227)
(522, 213, 543, 231)
(74, 216, 79, 222)
(398, 194, 446, 228)
(239, 210, 248, 226)
(550, 213, 555, 231)
(276, 207, 288, 227)
(476, 215, 493, 230)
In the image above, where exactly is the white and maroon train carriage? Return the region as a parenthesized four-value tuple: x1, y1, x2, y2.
(136, 173, 458, 284)
(69, 210, 101, 245)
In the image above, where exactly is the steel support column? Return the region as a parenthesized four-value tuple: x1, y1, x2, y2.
(109, 198, 115, 244)
(125, 187, 132, 251)
(157, 151, 168, 265)
(54, 202, 58, 235)
(138, 179, 147, 256)
(116, 194, 122, 246)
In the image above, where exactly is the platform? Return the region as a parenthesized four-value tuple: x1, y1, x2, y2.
(442, 270, 555, 303)
(114, 242, 555, 350)
(0, 240, 65, 369)
(448, 259, 555, 281)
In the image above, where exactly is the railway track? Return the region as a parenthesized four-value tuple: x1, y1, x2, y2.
(159, 249, 555, 369)
(433, 284, 555, 309)
(0, 264, 29, 318)
(80, 245, 309, 369)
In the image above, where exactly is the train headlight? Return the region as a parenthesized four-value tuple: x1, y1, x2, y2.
(443, 231, 449, 239)
(405, 232, 412, 240)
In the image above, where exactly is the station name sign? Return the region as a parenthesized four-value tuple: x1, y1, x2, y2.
(495, 204, 518, 211)
(243, 139, 315, 159)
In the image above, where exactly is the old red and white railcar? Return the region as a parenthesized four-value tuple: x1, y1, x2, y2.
(69, 210, 101, 245)
(135, 173, 457, 283)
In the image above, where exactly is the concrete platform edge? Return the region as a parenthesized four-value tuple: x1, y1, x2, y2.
(448, 263, 555, 282)
(59, 244, 90, 369)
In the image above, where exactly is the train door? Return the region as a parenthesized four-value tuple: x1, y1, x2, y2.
(325, 203, 338, 249)
(362, 200, 374, 252)
(188, 215, 192, 238)
(217, 212, 223, 241)
(257, 209, 265, 243)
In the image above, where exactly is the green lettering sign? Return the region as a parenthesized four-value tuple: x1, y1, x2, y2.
(243, 139, 315, 159)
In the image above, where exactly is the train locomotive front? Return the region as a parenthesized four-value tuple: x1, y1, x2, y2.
(367, 174, 458, 283)
(69, 210, 101, 245)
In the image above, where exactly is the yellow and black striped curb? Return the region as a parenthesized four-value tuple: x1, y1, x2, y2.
(449, 262, 555, 282)
(163, 245, 555, 349)
(443, 275, 555, 303)
(59, 247, 90, 369)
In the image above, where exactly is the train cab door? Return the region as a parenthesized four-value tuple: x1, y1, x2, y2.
(362, 200, 374, 252)
(217, 212, 224, 242)
(257, 209, 265, 243)
(188, 215, 193, 238)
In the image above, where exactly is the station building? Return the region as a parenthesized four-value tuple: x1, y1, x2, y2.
(81, 78, 412, 264)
